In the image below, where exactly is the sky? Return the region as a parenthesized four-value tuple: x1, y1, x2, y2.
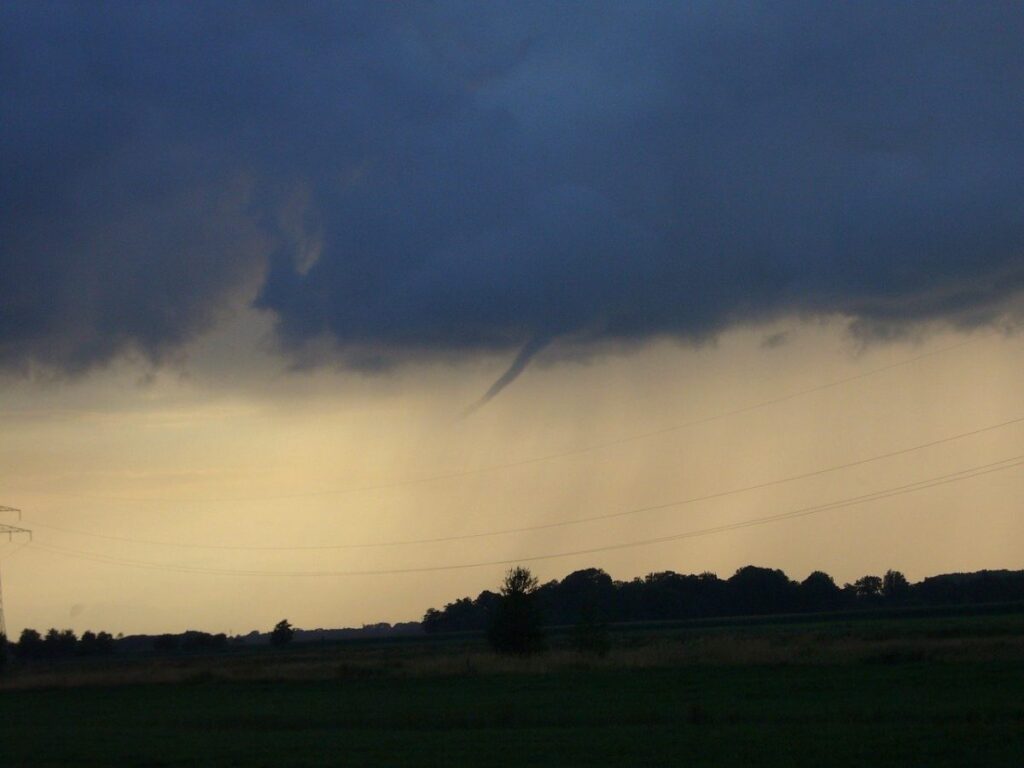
(1, 1, 1022, 636)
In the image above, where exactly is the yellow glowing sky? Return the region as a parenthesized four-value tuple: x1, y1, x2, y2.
(1, 315, 1022, 636)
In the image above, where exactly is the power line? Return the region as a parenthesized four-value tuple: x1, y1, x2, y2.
(26, 454, 1024, 578)
(26, 413, 1024, 550)
(17, 335, 985, 505)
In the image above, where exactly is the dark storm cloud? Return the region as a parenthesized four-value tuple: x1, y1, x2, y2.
(3, 1, 1023, 378)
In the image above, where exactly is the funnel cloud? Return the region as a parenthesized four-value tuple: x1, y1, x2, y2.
(464, 333, 553, 415)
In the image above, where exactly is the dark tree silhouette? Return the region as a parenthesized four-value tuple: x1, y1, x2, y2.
(421, 608, 445, 633)
(728, 566, 798, 615)
(917, 569, 1024, 604)
(77, 630, 115, 657)
(0, 632, 7, 674)
(853, 575, 884, 601)
(883, 570, 910, 601)
(270, 619, 295, 648)
(42, 628, 77, 659)
(799, 570, 844, 612)
(424, 591, 502, 634)
(544, 568, 616, 624)
(78, 630, 98, 656)
(487, 566, 545, 656)
(16, 628, 43, 660)
(153, 631, 227, 652)
(94, 631, 115, 655)
(421, 565, 1024, 633)
(13, 627, 106, 660)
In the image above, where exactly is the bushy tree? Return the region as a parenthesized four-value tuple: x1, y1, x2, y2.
(728, 566, 798, 615)
(95, 631, 115, 655)
(882, 570, 910, 601)
(548, 568, 616, 623)
(270, 619, 295, 648)
(78, 631, 98, 656)
(43, 628, 78, 658)
(853, 575, 883, 601)
(0, 633, 7, 674)
(421, 608, 444, 633)
(799, 571, 844, 612)
(78, 631, 115, 657)
(17, 628, 43, 660)
(487, 566, 545, 656)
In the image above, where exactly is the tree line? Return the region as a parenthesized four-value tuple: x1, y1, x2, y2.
(5, 627, 116, 661)
(152, 630, 230, 652)
(422, 566, 1024, 634)
(3, 565, 1019, 669)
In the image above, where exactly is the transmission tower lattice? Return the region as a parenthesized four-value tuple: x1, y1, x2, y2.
(1, 505, 32, 640)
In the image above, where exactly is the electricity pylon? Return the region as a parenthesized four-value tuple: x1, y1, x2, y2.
(1, 505, 32, 640)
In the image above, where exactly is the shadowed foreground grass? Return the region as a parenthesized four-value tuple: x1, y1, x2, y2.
(4, 610, 1023, 689)
(1, 662, 1022, 767)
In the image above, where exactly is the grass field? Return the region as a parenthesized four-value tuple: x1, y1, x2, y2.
(2, 612, 1022, 766)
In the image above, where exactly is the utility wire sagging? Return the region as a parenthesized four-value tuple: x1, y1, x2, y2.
(24, 412, 1024, 551)
(24, 454, 1024, 578)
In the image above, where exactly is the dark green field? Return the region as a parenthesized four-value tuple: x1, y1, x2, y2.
(2, 613, 1023, 767)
